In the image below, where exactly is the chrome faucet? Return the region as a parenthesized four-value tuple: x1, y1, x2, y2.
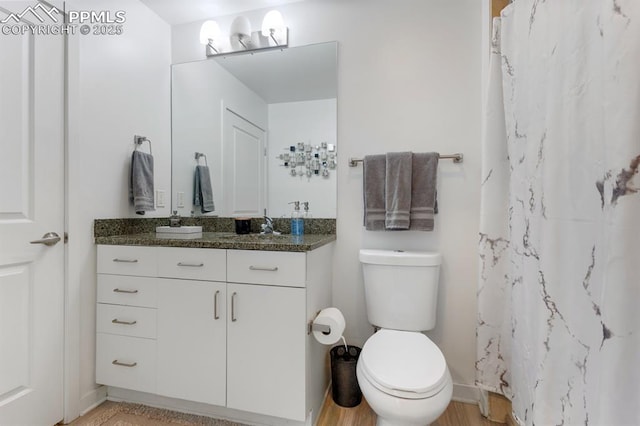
(261, 216, 274, 234)
(260, 210, 282, 235)
(261, 209, 274, 234)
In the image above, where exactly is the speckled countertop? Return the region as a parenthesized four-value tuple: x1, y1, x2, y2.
(94, 218, 336, 252)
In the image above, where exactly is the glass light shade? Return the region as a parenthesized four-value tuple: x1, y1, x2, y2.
(261, 10, 285, 37)
(230, 15, 251, 38)
(199, 20, 221, 45)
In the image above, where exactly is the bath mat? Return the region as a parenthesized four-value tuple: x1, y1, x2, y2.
(68, 401, 250, 426)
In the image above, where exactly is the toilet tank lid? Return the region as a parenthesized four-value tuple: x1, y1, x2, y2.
(359, 249, 441, 266)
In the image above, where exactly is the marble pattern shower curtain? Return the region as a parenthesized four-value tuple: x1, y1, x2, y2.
(477, 1, 640, 425)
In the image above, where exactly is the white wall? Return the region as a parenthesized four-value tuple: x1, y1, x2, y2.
(172, 60, 267, 217)
(172, 0, 482, 400)
(267, 99, 337, 218)
(66, 0, 171, 419)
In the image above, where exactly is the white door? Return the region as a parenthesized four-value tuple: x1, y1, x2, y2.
(223, 109, 266, 217)
(0, 5, 65, 425)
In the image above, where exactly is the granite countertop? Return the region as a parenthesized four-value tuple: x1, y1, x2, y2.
(94, 232, 336, 252)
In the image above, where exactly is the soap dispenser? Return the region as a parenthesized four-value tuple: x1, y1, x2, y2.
(290, 201, 304, 236)
(302, 202, 312, 219)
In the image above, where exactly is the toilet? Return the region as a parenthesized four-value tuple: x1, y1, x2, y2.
(356, 249, 452, 426)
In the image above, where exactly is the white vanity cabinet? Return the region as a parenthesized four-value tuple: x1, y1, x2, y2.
(96, 242, 333, 425)
(226, 250, 308, 421)
(155, 247, 227, 407)
(156, 278, 227, 406)
(96, 246, 159, 394)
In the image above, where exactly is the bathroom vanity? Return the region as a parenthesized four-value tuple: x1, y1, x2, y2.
(94, 223, 335, 425)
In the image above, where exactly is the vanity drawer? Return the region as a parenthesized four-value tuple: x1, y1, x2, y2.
(97, 304, 157, 339)
(97, 245, 157, 277)
(227, 250, 306, 288)
(157, 247, 226, 282)
(97, 275, 158, 308)
(96, 333, 156, 394)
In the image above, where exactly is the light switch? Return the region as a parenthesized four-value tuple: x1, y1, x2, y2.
(156, 190, 165, 208)
(177, 192, 185, 208)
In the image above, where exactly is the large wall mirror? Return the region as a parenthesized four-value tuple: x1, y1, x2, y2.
(171, 42, 337, 219)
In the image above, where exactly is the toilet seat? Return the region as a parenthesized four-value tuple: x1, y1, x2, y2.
(359, 329, 448, 399)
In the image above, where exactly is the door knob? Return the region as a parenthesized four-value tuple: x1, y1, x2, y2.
(30, 232, 61, 246)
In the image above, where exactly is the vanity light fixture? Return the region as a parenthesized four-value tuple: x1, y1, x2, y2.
(200, 10, 289, 58)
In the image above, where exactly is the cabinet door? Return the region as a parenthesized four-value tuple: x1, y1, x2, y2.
(227, 283, 306, 421)
(157, 279, 226, 406)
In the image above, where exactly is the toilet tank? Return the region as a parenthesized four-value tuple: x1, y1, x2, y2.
(359, 249, 442, 331)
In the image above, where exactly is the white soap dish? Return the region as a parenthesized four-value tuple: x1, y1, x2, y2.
(156, 225, 203, 234)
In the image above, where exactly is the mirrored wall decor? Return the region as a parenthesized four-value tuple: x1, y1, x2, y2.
(171, 42, 338, 219)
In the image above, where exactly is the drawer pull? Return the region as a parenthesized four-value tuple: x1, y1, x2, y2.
(249, 265, 279, 272)
(112, 360, 137, 368)
(113, 258, 138, 263)
(111, 318, 137, 325)
(214, 290, 220, 320)
(231, 292, 238, 322)
(177, 262, 204, 267)
(113, 288, 139, 294)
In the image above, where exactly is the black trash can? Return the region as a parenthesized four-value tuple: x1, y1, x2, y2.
(330, 345, 362, 407)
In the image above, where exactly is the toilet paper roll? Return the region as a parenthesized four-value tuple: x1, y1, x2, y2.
(312, 307, 346, 345)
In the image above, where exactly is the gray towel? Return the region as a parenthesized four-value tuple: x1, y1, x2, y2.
(363, 155, 386, 231)
(130, 150, 155, 215)
(385, 152, 412, 229)
(409, 152, 439, 231)
(194, 165, 215, 213)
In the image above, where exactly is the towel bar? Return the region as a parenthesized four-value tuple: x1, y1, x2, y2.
(348, 153, 463, 167)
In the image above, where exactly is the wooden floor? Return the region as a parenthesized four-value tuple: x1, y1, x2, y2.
(317, 396, 503, 426)
(67, 397, 502, 426)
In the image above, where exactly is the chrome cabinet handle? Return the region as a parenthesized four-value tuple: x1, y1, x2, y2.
(177, 262, 204, 267)
(231, 292, 238, 322)
(214, 290, 220, 320)
(113, 288, 138, 294)
(113, 258, 138, 263)
(112, 360, 137, 368)
(249, 265, 279, 271)
(112, 318, 137, 325)
(30, 232, 61, 246)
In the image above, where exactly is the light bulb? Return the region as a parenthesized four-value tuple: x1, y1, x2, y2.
(230, 16, 252, 49)
(199, 20, 221, 45)
(261, 10, 285, 44)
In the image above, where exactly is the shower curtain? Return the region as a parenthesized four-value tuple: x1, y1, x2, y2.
(477, 1, 640, 425)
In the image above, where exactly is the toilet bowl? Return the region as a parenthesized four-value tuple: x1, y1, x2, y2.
(356, 329, 452, 426)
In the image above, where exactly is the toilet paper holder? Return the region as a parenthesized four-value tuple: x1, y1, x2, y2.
(308, 322, 331, 335)
(307, 310, 332, 335)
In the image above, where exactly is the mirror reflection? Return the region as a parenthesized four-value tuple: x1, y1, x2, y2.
(171, 42, 338, 219)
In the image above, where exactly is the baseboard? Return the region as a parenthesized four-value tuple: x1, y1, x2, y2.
(106, 387, 307, 426)
(79, 386, 108, 416)
(451, 383, 480, 405)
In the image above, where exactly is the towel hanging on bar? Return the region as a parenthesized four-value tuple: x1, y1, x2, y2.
(362, 152, 439, 231)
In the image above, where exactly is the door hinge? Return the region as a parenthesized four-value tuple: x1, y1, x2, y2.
(64, 232, 69, 244)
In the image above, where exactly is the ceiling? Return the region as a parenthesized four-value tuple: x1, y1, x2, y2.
(140, 0, 306, 26)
